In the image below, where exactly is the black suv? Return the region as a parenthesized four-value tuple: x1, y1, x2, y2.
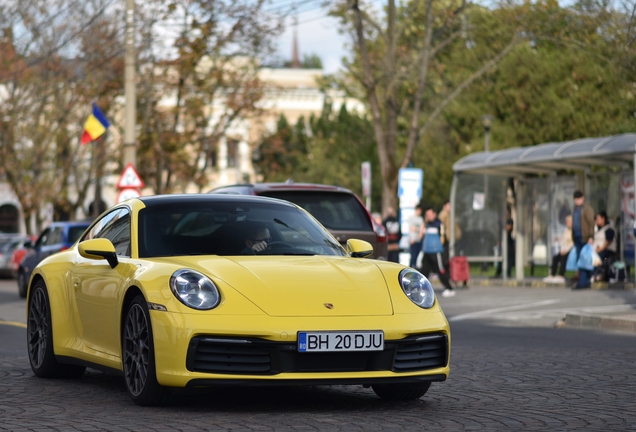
(209, 183, 388, 260)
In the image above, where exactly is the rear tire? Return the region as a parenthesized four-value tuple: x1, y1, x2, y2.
(27, 280, 86, 378)
(372, 382, 431, 401)
(122, 294, 171, 406)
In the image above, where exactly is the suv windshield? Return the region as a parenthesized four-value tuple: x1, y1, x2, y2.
(259, 191, 372, 231)
(137, 200, 346, 258)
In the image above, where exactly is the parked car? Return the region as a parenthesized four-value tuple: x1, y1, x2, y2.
(209, 183, 388, 260)
(0, 235, 32, 278)
(17, 221, 91, 298)
(9, 236, 37, 277)
(26, 194, 449, 405)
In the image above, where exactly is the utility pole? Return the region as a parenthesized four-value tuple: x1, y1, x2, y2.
(123, 0, 136, 167)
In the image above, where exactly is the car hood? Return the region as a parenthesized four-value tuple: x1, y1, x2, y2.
(184, 256, 394, 317)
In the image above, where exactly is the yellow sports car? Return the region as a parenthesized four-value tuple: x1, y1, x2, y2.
(27, 194, 450, 405)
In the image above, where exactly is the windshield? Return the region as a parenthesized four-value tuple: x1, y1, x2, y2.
(137, 200, 347, 258)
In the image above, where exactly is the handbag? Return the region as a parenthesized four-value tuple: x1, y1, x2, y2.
(565, 248, 578, 272)
(577, 244, 594, 271)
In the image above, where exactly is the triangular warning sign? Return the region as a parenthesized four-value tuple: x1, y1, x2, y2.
(117, 163, 145, 189)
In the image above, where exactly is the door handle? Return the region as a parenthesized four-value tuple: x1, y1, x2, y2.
(73, 277, 80, 288)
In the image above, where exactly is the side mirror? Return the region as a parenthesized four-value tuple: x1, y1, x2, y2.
(346, 239, 374, 259)
(79, 238, 119, 268)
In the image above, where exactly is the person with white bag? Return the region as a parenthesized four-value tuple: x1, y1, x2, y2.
(543, 215, 573, 284)
(591, 211, 616, 282)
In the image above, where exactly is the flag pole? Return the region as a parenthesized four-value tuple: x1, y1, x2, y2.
(123, 0, 136, 167)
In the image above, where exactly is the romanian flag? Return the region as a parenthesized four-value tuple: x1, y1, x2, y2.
(81, 103, 110, 144)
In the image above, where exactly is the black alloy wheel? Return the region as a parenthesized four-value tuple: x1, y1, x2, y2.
(27, 280, 85, 378)
(122, 295, 170, 406)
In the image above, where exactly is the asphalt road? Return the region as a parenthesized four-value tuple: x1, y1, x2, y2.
(1, 279, 635, 431)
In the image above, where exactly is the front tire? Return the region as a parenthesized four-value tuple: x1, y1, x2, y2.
(27, 280, 85, 378)
(372, 382, 431, 401)
(122, 295, 170, 406)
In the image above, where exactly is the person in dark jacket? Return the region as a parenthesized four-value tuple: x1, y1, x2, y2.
(572, 190, 595, 289)
(383, 207, 401, 263)
(419, 206, 455, 297)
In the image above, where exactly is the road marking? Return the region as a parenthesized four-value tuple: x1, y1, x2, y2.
(0, 320, 27, 329)
(448, 299, 561, 322)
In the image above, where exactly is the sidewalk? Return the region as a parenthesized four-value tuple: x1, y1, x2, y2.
(454, 277, 636, 334)
(561, 311, 636, 333)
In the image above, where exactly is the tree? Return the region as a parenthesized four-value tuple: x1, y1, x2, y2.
(0, 0, 123, 232)
(254, 103, 383, 210)
(135, 0, 283, 194)
(329, 0, 522, 213)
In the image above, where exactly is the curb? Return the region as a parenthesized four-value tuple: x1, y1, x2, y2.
(562, 313, 636, 334)
(474, 279, 634, 290)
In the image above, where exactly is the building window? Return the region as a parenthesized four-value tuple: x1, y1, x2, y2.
(0, 204, 19, 233)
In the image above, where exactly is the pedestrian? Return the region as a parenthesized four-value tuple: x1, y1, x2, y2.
(419, 206, 455, 297)
(494, 207, 515, 278)
(382, 207, 401, 263)
(407, 205, 424, 268)
(543, 215, 573, 283)
(438, 199, 466, 288)
(591, 211, 616, 282)
(572, 190, 595, 289)
(437, 200, 461, 262)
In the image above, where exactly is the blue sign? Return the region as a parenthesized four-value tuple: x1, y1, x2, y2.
(398, 168, 423, 200)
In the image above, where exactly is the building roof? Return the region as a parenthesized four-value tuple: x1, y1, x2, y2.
(453, 134, 636, 176)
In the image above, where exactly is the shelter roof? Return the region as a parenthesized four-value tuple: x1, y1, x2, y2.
(453, 134, 636, 176)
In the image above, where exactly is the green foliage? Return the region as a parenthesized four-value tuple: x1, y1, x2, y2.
(363, 1, 636, 208)
(442, 1, 636, 153)
(254, 103, 383, 211)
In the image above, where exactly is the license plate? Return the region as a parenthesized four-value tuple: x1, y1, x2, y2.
(297, 331, 384, 352)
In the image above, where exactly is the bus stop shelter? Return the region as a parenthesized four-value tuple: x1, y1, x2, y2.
(450, 134, 636, 280)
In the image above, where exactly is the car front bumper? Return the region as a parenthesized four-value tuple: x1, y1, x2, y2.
(150, 310, 451, 388)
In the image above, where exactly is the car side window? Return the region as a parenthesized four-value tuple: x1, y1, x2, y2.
(83, 208, 132, 257)
(46, 228, 64, 246)
(34, 228, 50, 248)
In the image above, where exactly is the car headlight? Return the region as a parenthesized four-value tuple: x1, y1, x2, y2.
(399, 269, 435, 309)
(170, 269, 220, 310)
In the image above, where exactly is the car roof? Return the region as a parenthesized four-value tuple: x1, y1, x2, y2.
(137, 193, 300, 208)
(211, 182, 356, 194)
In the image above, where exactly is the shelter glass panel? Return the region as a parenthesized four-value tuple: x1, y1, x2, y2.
(524, 178, 550, 266)
(454, 174, 507, 259)
(620, 171, 635, 262)
(549, 176, 576, 259)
